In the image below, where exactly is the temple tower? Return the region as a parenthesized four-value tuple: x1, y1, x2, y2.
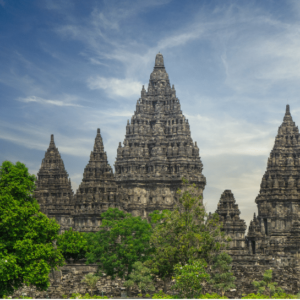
(215, 190, 247, 254)
(114, 53, 206, 217)
(247, 105, 300, 255)
(35, 134, 74, 233)
(73, 129, 126, 232)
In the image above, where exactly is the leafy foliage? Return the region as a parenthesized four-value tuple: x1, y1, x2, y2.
(81, 273, 100, 296)
(252, 269, 284, 297)
(85, 208, 153, 280)
(172, 259, 210, 298)
(66, 292, 108, 299)
(152, 290, 176, 299)
(123, 261, 155, 294)
(241, 292, 297, 299)
(0, 161, 65, 298)
(209, 252, 236, 296)
(57, 227, 88, 263)
(198, 293, 228, 299)
(147, 178, 226, 291)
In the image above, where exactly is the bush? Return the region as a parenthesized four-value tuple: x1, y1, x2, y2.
(172, 259, 210, 298)
(81, 273, 100, 296)
(68, 292, 108, 299)
(209, 252, 236, 296)
(197, 293, 227, 299)
(241, 292, 296, 299)
(123, 261, 155, 295)
(152, 290, 177, 299)
(252, 269, 284, 297)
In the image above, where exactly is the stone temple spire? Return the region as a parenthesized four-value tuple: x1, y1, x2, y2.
(73, 129, 125, 232)
(215, 190, 247, 254)
(115, 53, 206, 218)
(35, 134, 74, 233)
(246, 105, 300, 255)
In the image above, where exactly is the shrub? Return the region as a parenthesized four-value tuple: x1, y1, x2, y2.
(123, 261, 155, 295)
(252, 269, 284, 297)
(81, 273, 100, 296)
(172, 259, 210, 298)
(69, 292, 108, 299)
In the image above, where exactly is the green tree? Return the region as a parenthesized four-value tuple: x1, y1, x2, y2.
(147, 179, 226, 292)
(123, 261, 155, 296)
(81, 273, 100, 296)
(57, 227, 88, 263)
(85, 208, 153, 281)
(252, 269, 284, 297)
(172, 259, 210, 298)
(209, 252, 236, 297)
(0, 161, 65, 298)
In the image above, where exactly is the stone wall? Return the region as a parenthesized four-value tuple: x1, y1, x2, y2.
(10, 262, 300, 299)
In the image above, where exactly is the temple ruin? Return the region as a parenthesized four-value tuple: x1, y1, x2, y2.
(34, 53, 300, 263)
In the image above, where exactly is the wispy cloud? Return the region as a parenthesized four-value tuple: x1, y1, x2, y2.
(18, 95, 85, 107)
(87, 76, 143, 98)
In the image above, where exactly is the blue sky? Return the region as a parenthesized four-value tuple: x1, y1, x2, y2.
(1, 0, 300, 227)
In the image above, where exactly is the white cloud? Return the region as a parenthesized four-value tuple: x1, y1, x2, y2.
(18, 95, 85, 107)
(187, 112, 275, 157)
(0, 120, 93, 157)
(87, 76, 143, 98)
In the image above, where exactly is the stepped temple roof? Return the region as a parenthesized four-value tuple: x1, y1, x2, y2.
(247, 105, 300, 255)
(35, 134, 74, 233)
(215, 190, 247, 252)
(73, 129, 125, 232)
(114, 53, 206, 187)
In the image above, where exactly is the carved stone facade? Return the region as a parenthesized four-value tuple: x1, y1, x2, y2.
(34, 135, 74, 233)
(33, 54, 300, 262)
(246, 105, 300, 257)
(114, 53, 206, 217)
(35, 53, 206, 229)
(72, 129, 126, 232)
(215, 190, 247, 254)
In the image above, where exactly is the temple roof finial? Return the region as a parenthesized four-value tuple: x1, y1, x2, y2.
(49, 134, 55, 147)
(286, 104, 290, 114)
(155, 53, 164, 68)
(97, 128, 100, 134)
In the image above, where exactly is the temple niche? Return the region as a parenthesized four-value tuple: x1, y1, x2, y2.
(35, 135, 74, 234)
(114, 53, 206, 217)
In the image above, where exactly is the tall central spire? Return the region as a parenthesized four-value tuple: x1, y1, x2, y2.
(114, 53, 206, 218)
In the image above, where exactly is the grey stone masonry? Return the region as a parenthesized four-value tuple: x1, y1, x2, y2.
(114, 53, 206, 217)
(35, 134, 74, 233)
(72, 129, 126, 232)
(215, 190, 247, 255)
(247, 105, 300, 256)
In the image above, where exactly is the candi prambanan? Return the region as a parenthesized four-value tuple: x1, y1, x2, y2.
(34, 53, 300, 265)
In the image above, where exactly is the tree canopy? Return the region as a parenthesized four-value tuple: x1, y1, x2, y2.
(0, 161, 64, 297)
(85, 208, 153, 280)
(146, 179, 226, 291)
(57, 227, 88, 263)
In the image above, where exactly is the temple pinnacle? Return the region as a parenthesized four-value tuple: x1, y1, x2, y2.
(50, 134, 55, 147)
(286, 104, 290, 114)
(155, 52, 164, 68)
